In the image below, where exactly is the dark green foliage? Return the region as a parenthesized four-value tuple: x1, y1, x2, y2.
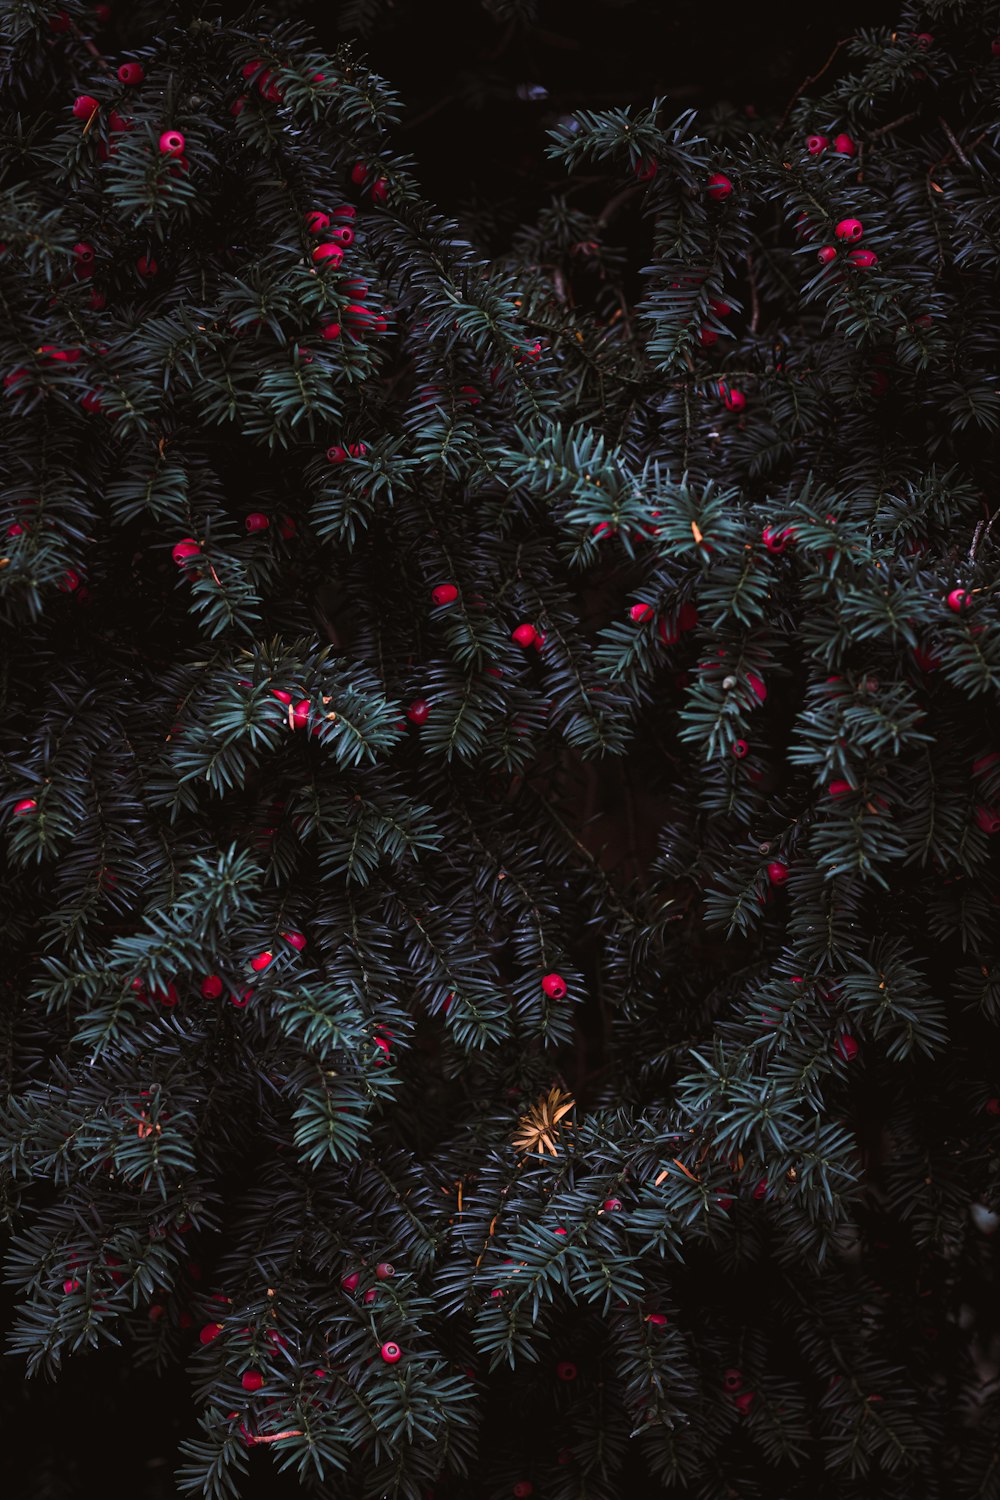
(3, 1, 1000, 1497)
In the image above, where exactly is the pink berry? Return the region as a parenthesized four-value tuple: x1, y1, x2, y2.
(376, 1261, 395, 1279)
(634, 158, 657, 181)
(834, 218, 863, 242)
(171, 538, 201, 564)
(645, 1312, 668, 1326)
(947, 588, 971, 612)
(832, 133, 856, 156)
(380, 1341, 401, 1363)
(732, 739, 748, 759)
(806, 134, 828, 154)
(159, 129, 185, 155)
(136, 255, 158, 277)
(312, 242, 343, 266)
(746, 673, 767, 702)
(341, 1271, 360, 1293)
(699, 328, 718, 347)
(602, 1198, 622, 1212)
(723, 1367, 743, 1392)
(290, 699, 310, 730)
(734, 1390, 756, 1413)
(557, 1361, 577, 1381)
(722, 385, 746, 411)
(326, 444, 348, 464)
(305, 211, 330, 234)
(321, 322, 341, 341)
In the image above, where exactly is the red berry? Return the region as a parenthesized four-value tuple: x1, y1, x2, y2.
(241, 1371, 264, 1392)
(986, 1099, 1000, 1116)
(380, 1341, 401, 1363)
(94, 4, 112, 21)
(974, 806, 1000, 834)
(245, 512, 269, 532)
(331, 225, 354, 246)
(278, 515, 296, 538)
(231, 988, 252, 1008)
(171, 538, 201, 564)
(150, 981, 178, 1007)
(74, 241, 95, 265)
(73, 94, 99, 122)
(747, 673, 767, 702)
(370, 178, 388, 206)
(59, 569, 81, 593)
(282, 930, 307, 950)
(699, 328, 718, 347)
(834, 218, 863, 242)
(350, 161, 368, 185)
(806, 134, 828, 154)
(722, 385, 746, 411)
(512, 623, 538, 648)
(230, 96, 248, 117)
(290, 699, 310, 730)
(513, 1486, 533, 1499)
(347, 443, 367, 459)
(557, 1361, 577, 1381)
(732, 740, 748, 759)
(332, 204, 356, 220)
(677, 601, 699, 632)
(49, 10, 71, 32)
(341, 1271, 360, 1294)
(376, 1261, 395, 1279)
(326, 445, 348, 464)
(913, 32, 933, 48)
(602, 1198, 622, 1212)
(320, 322, 341, 341)
(271, 689, 292, 705)
(13, 799, 37, 815)
(312, 242, 344, 266)
(645, 1312, 668, 1326)
(117, 63, 145, 86)
(80, 392, 103, 414)
(364, 1287, 378, 1305)
(201, 974, 224, 999)
(723, 1367, 743, 1392)
(199, 1322, 224, 1344)
(159, 129, 185, 155)
(136, 255, 158, 277)
(835, 1034, 859, 1062)
(817, 246, 837, 264)
(251, 951, 273, 972)
(63, 1278, 81, 1294)
(973, 753, 1000, 777)
(829, 780, 852, 797)
(848, 248, 877, 269)
(734, 1390, 756, 1414)
(629, 603, 654, 623)
(707, 172, 732, 199)
(634, 158, 657, 181)
(305, 211, 330, 234)
(767, 861, 789, 886)
(709, 299, 732, 317)
(762, 526, 794, 554)
(431, 583, 459, 606)
(542, 972, 567, 999)
(407, 698, 429, 726)
(832, 133, 856, 156)
(947, 588, 971, 612)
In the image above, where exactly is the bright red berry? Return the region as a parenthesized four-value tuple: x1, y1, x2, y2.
(241, 1371, 264, 1392)
(707, 172, 732, 199)
(380, 1341, 401, 1363)
(512, 623, 538, 648)
(806, 134, 828, 154)
(834, 218, 863, 241)
(947, 588, 971, 612)
(245, 513, 269, 532)
(171, 538, 201, 564)
(312, 242, 344, 266)
(431, 583, 459, 606)
(629, 603, 654, 623)
(767, 861, 789, 885)
(542, 972, 567, 999)
(835, 1034, 859, 1062)
(117, 63, 145, 86)
(407, 698, 429, 726)
(201, 974, 224, 999)
(250, 951, 273, 972)
(817, 246, 837, 264)
(73, 94, 100, 122)
(832, 133, 856, 155)
(159, 130, 185, 155)
(199, 1322, 224, 1344)
(13, 799, 37, 815)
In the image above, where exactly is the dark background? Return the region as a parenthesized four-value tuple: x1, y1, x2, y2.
(4, 0, 901, 1495)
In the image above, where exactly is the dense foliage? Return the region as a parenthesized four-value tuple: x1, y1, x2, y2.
(3, 1, 1000, 1496)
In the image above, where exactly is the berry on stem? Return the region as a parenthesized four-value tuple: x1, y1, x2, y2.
(707, 172, 732, 199)
(542, 972, 567, 999)
(73, 95, 99, 122)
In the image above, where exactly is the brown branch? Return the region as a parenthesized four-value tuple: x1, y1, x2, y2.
(70, 20, 113, 72)
(745, 252, 760, 335)
(871, 111, 919, 138)
(777, 37, 852, 131)
(597, 181, 645, 227)
(938, 116, 970, 168)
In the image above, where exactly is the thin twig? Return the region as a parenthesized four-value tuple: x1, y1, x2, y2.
(745, 252, 760, 335)
(777, 38, 852, 131)
(938, 116, 970, 168)
(871, 111, 919, 138)
(597, 181, 645, 227)
(970, 507, 1000, 562)
(70, 20, 113, 72)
